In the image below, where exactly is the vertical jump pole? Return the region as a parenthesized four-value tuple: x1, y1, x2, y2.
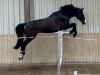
(74, 71, 78, 75)
(57, 31, 63, 75)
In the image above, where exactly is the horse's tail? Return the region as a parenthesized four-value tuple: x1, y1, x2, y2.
(14, 23, 26, 49)
(15, 23, 26, 38)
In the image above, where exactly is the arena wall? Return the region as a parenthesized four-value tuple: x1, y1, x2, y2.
(0, 34, 100, 75)
(0, 33, 99, 65)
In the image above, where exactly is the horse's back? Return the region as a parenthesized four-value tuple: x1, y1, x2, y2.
(24, 11, 69, 34)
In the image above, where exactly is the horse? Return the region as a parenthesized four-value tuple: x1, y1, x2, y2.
(14, 4, 86, 60)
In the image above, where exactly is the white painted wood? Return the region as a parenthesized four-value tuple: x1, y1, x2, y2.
(0, 0, 4, 34)
(57, 31, 63, 75)
(0, 0, 25, 35)
(74, 71, 78, 75)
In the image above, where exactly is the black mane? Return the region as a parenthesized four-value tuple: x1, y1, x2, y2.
(60, 4, 76, 12)
(49, 4, 76, 18)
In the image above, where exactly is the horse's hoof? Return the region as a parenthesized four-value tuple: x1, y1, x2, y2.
(19, 55, 24, 60)
(19, 57, 23, 60)
(14, 47, 18, 49)
(73, 34, 77, 37)
(14, 45, 19, 49)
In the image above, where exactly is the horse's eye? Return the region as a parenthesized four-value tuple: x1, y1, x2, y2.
(79, 11, 82, 13)
(78, 11, 83, 15)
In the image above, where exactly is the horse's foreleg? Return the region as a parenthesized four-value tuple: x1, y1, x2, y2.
(67, 23, 77, 37)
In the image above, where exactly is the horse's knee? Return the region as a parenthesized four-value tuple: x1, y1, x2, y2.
(69, 30, 73, 35)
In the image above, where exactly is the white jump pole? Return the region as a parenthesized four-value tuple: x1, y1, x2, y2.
(74, 71, 78, 75)
(57, 31, 63, 75)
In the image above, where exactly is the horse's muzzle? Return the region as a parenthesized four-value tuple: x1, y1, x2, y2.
(82, 20, 86, 25)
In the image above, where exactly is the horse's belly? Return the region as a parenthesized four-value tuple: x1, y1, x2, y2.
(39, 21, 60, 33)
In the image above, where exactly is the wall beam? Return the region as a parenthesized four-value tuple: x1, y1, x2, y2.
(24, 0, 30, 22)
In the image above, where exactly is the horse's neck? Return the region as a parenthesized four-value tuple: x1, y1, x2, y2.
(61, 11, 75, 19)
(49, 11, 75, 21)
(49, 11, 61, 17)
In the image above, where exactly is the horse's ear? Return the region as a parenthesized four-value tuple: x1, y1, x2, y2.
(77, 8, 84, 11)
(70, 4, 74, 6)
(81, 8, 84, 10)
(68, 4, 74, 7)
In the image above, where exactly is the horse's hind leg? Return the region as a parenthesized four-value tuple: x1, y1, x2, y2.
(14, 38, 24, 49)
(14, 23, 25, 49)
(19, 34, 37, 60)
(19, 38, 34, 60)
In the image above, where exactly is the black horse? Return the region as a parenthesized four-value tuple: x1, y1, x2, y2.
(14, 4, 86, 60)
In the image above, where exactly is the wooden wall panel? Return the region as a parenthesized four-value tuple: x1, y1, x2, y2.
(0, 34, 99, 64)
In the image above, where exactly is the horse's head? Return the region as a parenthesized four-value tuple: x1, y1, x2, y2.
(60, 4, 86, 25)
(75, 8, 86, 25)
